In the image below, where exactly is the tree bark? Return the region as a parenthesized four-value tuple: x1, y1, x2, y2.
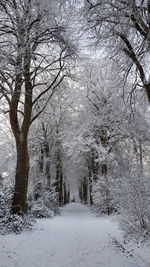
(42, 124, 51, 189)
(144, 83, 150, 103)
(63, 181, 67, 205)
(82, 177, 88, 204)
(55, 148, 63, 206)
(11, 136, 29, 214)
(67, 186, 70, 204)
(9, 49, 32, 214)
(88, 164, 93, 205)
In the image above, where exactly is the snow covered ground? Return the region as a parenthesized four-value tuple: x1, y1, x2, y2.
(0, 203, 150, 267)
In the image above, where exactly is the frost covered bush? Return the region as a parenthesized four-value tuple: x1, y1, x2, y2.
(28, 183, 59, 218)
(0, 186, 35, 235)
(42, 190, 60, 215)
(0, 212, 34, 235)
(119, 175, 150, 236)
(0, 186, 13, 216)
(29, 197, 55, 218)
(92, 177, 117, 215)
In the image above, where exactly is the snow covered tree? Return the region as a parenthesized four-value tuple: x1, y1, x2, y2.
(85, 0, 150, 103)
(0, 0, 74, 214)
(28, 81, 75, 207)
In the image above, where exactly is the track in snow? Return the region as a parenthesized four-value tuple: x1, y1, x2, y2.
(0, 203, 148, 267)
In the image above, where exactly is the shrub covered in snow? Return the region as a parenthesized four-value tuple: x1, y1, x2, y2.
(28, 198, 55, 218)
(0, 186, 35, 235)
(119, 175, 150, 236)
(0, 212, 34, 235)
(92, 176, 117, 215)
(0, 181, 60, 235)
(0, 186, 13, 216)
(28, 183, 60, 218)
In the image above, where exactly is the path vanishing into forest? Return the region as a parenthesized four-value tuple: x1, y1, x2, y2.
(0, 203, 150, 267)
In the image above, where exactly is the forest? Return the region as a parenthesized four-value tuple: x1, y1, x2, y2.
(0, 1, 150, 266)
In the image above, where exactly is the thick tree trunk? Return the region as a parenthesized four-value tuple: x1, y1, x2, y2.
(9, 47, 32, 214)
(144, 83, 150, 104)
(11, 137, 29, 214)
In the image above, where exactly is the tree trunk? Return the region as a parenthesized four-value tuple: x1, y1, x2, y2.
(55, 148, 63, 206)
(88, 165, 93, 205)
(63, 181, 67, 205)
(39, 145, 44, 173)
(67, 186, 70, 204)
(11, 136, 29, 214)
(82, 177, 88, 204)
(79, 187, 83, 203)
(42, 124, 51, 189)
(144, 83, 150, 103)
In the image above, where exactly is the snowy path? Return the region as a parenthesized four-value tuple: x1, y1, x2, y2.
(0, 203, 150, 267)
